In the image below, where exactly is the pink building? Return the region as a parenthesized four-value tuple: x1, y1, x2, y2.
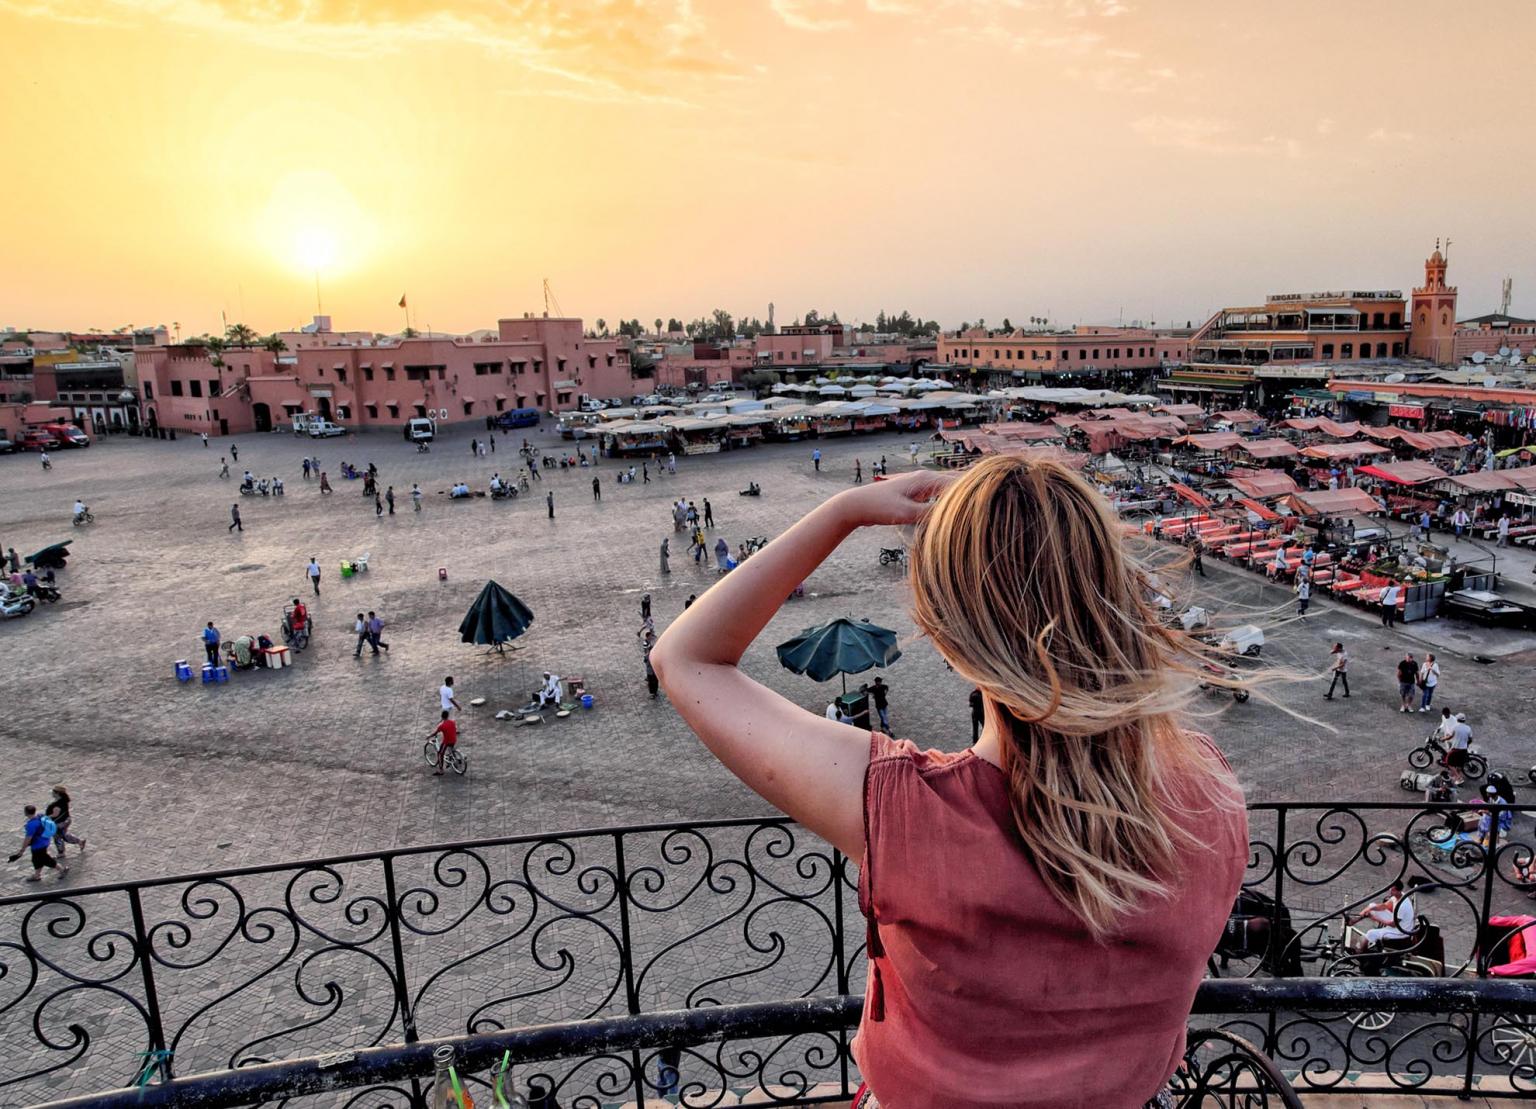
(135, 315, 635, 436)
(937, 326, 1187, 375)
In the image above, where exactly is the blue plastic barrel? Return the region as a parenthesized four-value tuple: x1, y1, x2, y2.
(581, 694, 594, 709)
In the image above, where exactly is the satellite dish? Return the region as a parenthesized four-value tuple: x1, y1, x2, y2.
(1384, 373, 1405, 384)
(1499, 346, 1512, 357)
(1485, 377, 1498, 389)
(1472, 350, 1487, 364)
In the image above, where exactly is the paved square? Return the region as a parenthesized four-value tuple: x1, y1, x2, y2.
(1, 425, 1534, 882)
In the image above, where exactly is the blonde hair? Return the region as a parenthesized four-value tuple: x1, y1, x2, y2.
(909, 455, 1240, 940)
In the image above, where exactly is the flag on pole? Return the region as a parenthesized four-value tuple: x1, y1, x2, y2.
(398, 294, 407, 308)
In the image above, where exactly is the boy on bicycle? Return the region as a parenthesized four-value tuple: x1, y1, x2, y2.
(429, 710, 458, 776)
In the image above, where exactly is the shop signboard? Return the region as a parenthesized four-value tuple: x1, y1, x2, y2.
(1388, 403, 1425, 420)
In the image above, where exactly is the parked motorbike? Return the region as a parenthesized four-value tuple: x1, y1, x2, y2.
(0, 588, 35, 619)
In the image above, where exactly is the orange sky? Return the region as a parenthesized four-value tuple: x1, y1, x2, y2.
(5, 0, 1536, 336)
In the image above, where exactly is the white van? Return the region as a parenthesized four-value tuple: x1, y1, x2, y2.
(306, 419, 347, 438)
(404, 417, 436, 442)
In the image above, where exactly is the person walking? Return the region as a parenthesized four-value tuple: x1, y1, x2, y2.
(368, 611, 389, 654)
(46, 786, 86, 859)
(854, 459, 863, 484)
(660, 537, 671, 574)
(439, 676, 462, 716)
(39, 449, 50, 470)
(1380, 582, 1400, 627)
(1418, 653, 1440, 712)
(374, 492, 384, 517)
(489, 435, 495, 455)
(546, 490, 555, 519)
(230, 443, 238, 462)
(643, 462, 650, 484)
(812, 447, 821, 472)
(641, 593, 652, 621)
(1497, 514, 1510, 548)
(386, 486, 395, 515)
(1190, 534, 1206, 577)
(228, 503, 242, 533)
(1452, 506, 1470, 539)
(411, 483, 422, 512)
(715, 536, 730, 570)
(353, 613, 374, 658)
(319, 471, 332, 494)
(1294, 575, 1311, 617)
(592, 476, 601, 501)
(219, 457, 230, 478)
(1323, 643, 1350, 700)
(8, 805, 67, 881)
(703, 498, 714, 528)
(866, 676, 891, 732)
(470, 437, 479, 457)
(302, 457, 311, 480)
(5, 548, 18, 573)
(200, 431, 209, 448)
(1396, 653, 1419, 712)
(202, 621, 221, 666)
(307, 557, 322, 596)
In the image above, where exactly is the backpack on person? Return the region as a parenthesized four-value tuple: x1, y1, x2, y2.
(35, 816, 57, 845)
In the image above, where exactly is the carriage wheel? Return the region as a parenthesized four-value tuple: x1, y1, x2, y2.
(1408, 748, 1433, 771)
(1489, 1015, 1536, 1071)
(1452, 844, 1480, 869)
(1233, 689, 1251, 703)
(1328, 966, 1395, 1032)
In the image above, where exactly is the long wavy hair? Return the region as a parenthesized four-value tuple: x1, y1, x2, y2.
(908, 454, 1242, 940)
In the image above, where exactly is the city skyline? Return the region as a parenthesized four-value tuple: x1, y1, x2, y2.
(6, 0, 1536, 335)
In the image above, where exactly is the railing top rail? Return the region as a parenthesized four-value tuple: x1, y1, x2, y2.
(4, 802, 1533, 908)
(31, 981, 1536, 1109)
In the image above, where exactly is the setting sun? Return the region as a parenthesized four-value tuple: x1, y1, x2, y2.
(294, 225, 338, 273)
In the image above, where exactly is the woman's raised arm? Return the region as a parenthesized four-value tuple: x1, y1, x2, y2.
(650, 472, 954, 858)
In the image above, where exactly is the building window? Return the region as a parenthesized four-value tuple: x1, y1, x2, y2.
(1390, 312, 1402, 328)
(1442, 311, 1449, 326)
(1419, 311, 1428, 326)
(363, 368, 374, 382)
(142, 382, 153, 398)
(1321, 344, 1334, 358)
(1376, 342, 1388, 357)
(365, 404, 378, 418)
(385, 368, 396, 381)
(208, 379, 219, 396)
(463, 401, 474, 416)
(1093, 349, 1100, 360)
(406, 368, 430, 382)
(336, 405, 350, 419)
(1341, 343, 1353, 358)
(414, 404, 427, 417)
(336, 368, 347, 384)
(1372, 312, 1384, 328)
(1392, 342, 1404, 357)
(189, 380, 202, 398)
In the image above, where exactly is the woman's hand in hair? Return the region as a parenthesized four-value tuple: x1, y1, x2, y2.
(830, 469, 958, 529)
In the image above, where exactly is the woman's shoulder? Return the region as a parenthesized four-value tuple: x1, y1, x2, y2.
(868, 731, 976, 776)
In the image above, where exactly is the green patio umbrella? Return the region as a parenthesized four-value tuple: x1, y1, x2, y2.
(459, 580, 534, 654)
(775, 617, 902, 694)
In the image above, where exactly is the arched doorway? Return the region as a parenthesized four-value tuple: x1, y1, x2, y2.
(252, 403, 272, 433)
(317, 396, 333, 420)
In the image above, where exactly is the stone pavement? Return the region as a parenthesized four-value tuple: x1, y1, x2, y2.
(3, 425, 1536, 1104)
(0, 423, 1533, 876)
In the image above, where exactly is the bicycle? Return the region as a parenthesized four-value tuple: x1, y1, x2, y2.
(423, 735, 468, 776)
(1408, 731, 1486, 781)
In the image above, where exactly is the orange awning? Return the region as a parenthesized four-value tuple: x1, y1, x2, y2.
(1169, 482, 1211, 508)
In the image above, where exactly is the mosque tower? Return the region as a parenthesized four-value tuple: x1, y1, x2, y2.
(1409, 240, 1458, 364)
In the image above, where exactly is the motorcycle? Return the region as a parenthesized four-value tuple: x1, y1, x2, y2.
(0, 588, 35, 619)
(239, 479, 271, 497)
(878, 546, 906, 567)
(72, 509, 94, 527)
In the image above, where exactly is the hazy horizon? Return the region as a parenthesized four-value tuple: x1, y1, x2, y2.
(6, 0, 1535, 337)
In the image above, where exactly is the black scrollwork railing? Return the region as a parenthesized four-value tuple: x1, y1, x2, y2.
(3, 805, 1536, 1106)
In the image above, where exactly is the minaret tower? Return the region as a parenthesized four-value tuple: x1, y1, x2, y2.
(1408, 239, 1458, 364)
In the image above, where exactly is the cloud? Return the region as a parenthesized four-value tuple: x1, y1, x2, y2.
(771, 0, 852, 31)
(5, 0, 739, 98)
(1132, 115, 1300, 157)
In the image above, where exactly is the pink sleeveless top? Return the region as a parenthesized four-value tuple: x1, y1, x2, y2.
(853, 731, 1247, 1108)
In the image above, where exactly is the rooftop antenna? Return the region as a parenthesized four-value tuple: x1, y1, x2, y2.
(1444, 237, 1453, 260)
(542, 278, 564, 319)
(1501, 277, 1513, 317)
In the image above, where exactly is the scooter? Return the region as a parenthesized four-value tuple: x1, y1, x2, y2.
(0, 588, 35, 619)
(72, 509, 94, 527)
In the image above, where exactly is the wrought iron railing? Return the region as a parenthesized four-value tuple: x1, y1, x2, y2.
(4, 805, 1535, 1106)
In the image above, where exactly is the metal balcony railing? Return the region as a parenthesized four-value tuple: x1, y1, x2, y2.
(4, 805, 1535, 1106)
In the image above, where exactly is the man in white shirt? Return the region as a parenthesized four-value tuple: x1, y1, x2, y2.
(306, 557, 322, 596)
(1498, 515, 1511, 547)
(1379, 582, 1400, 628)
(1447, 713, 1473, 783)
(537, 672, 563, 708)
(1452, 507, 1470, 538)
(439, 676, 461, 716)
(1362, 878, 1426, 946)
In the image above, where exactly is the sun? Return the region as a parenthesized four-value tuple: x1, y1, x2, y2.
(258, 170, 374, 278)
(294, 225, 339, 272)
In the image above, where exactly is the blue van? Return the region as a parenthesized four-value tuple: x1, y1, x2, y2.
(495, 408, 541, 430)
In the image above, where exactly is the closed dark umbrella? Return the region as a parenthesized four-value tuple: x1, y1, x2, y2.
(775, 617, 901, 694)
(459, 580, 534, 654)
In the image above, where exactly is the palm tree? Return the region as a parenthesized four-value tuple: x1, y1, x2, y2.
(262, 334, 288, 358)
(654, 317, 663, 336)
(225, 322, 258, 348)
(595, 318, 607, 337)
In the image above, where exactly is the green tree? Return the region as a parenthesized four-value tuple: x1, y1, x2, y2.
(595, 318, 607, 336)
(667, 317, 683, 333)
(711, 308, 734, 339)
(654, 317, 663, 336)
(262, 334, 288, 357)
(224, 322, 258, 348)
(804, 309, 821, 326)
(402, 326, 419, 339)
(1002, 317, 1012, 332)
